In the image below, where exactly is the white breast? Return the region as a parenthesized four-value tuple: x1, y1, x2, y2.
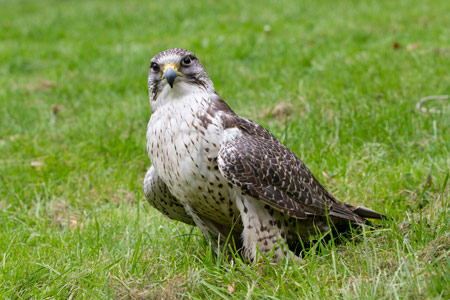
(146, 93, 237, 223)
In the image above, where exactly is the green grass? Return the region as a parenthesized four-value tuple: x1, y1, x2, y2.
(1, 0, 449, 298)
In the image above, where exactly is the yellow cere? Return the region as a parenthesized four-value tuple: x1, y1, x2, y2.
(161, 63, 183, 79)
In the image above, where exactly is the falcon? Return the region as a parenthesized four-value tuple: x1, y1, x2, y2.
(144, 48, 385, 262)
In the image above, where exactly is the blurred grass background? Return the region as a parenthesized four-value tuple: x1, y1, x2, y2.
(0, 0, 449, 298)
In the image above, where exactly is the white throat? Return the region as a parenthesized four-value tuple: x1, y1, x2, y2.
(150, 81, 213, 112)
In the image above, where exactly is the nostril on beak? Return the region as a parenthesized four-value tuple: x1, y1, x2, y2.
(164, 67, 178, 88)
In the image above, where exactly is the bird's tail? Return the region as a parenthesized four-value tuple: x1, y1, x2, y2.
(344, 203, 387, 220)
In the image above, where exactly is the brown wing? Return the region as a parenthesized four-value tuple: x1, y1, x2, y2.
(218, 118, 382, 223)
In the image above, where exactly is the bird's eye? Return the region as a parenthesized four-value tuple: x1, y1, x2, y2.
(150, 62, 160, 73)
(181, 56, 192, 66)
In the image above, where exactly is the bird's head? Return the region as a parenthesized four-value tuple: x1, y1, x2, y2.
(148, 48, 214, 105)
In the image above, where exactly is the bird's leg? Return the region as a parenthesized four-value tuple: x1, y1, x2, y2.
(236, 195, 301, 263)
(184, 204, 241, 258)
(184, 204, 223, 247)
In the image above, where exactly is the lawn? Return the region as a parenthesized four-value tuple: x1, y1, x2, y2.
(0, 0, 449, 298)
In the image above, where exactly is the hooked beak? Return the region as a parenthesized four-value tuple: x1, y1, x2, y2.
(162, 64, 179, 88)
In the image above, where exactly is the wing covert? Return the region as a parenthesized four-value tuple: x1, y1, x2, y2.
(218, 119, 363, 222)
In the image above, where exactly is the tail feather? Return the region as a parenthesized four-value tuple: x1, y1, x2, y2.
(343, 202, 387, 220)
(353, 206, 387, 220)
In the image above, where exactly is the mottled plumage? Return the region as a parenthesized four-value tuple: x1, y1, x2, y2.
(144, 48, 385, 262)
